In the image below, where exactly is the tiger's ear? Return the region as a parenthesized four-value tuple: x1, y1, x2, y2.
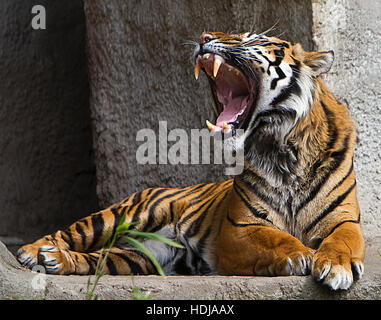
(304, 50, 334, 77)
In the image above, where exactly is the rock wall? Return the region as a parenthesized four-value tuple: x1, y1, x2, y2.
(0, 0, 99, 245)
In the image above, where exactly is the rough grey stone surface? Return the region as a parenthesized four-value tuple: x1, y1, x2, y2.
(83, 0, 314, 208)
(0, 0, 99, 244)
(1, 239, 380, 300)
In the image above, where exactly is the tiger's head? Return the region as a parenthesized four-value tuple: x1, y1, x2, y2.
(194, 31, 334, 185)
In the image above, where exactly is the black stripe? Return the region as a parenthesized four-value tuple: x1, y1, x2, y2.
(129, 190, 142, 206)
(144, 188, 190, 232)
(255, 41, 290, 49)
(257, 48, 285, 67)
(131, 249, 157, 273)
(234, 182, 272, 223)
(196, 226, 212, 255)
(134, 184, 207, 224)
(111, 252, 143, 275)
(327, 159, 354, 196)
(131, 188, 168, 226)
(60, 231, 74, 249)
(196, 227, 213, 274)
(188, 183, 223, 205)
(88, 253, 100, 265)
(295, 133, 351, 217)
(82, 254, 96, 274)
(189, 192, 229, 237)
(169, 201, 175, 224)
(279, 42, 290, 48)
(131, 184, 210, 231)
(269, 61, 301, 107)
(115, 250, 156, 275)
(321, 101, 338, 151)
(110, 207, 123, 239)
(106, 256, 118, 275)
(88, 213, 105, 251)
(239, 173, 282, 215)
(325, 217, 360, 239)
(145, 188, 154, 198)
(131, 197, 149, 224)
(80, 218, 88, 227)
(177, 184, 227, 228)
(270, 66, 286, 90)
(169, 183, 214, 208)
(185, 191, 228, 238)
(304, 182, 356, 234)
(226, 211, 264, 228)
(251, 108, 297, 132)
(134, 190, 144, 204)
(179, 195, 218, 232)
(75, 222, 87, 250)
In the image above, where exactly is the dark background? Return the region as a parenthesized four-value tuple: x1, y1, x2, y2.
(0, 0, 98, 246)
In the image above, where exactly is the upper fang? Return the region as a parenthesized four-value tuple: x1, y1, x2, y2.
(194, 57, 201, 80)
(213, 55, 223, 78)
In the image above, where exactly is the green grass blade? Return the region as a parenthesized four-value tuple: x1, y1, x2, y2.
(126, 230, 184, 249)
(116, 221, 140, 235)
(122, 236, 165, 276)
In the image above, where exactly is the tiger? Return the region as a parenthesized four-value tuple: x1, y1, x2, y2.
(17, 31, 365, 291)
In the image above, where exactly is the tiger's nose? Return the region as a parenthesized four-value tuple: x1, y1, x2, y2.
(200, 33, 214, 44)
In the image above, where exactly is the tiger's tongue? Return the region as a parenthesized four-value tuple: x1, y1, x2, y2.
(216, 81, 248, 128)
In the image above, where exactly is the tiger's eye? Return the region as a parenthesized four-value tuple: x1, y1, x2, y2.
(204, 36, 213, 43)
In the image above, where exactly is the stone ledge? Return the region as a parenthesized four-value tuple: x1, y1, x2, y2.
(1, 238, 380, 300)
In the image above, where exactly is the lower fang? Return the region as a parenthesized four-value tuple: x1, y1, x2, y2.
(223, 122, 230, 130)
(206, 120, 222, 134)
(223, 122, 232, 133)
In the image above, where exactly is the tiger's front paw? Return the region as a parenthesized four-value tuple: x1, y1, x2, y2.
(257, 248, 315, 276)
(17, 244, 75, 275)
(17, 243, 40, 269)
(275, 248, 315, 276)
(311, 250, 364, 290)
(38, 246, 76, 275)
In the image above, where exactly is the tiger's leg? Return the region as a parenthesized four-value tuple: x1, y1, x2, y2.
(17, 206, 123, 273)
(311, 222, 365, 290)
(217, 222, 315, 276)
(36, 246, 157, 275)
(17, 187, 186, 274)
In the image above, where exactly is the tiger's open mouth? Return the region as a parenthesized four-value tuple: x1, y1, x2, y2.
(194, 53, 257, 134)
